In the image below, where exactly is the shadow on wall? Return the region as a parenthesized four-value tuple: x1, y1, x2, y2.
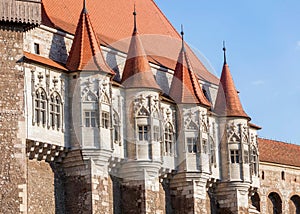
(155, 66, 170, 95)
(106, 50, 121, 82)
(51, 163, 66, 214)
(49, 34, 68, 64)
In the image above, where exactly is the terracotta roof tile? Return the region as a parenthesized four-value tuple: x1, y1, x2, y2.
(121, 29, 161, 90)
(169, 43, 211, 107)
(41, 0, 219, 84)
(258, 138, 300, 167)
(214, 62, 250, 120)
(23, 52, 67, 71)
(66, 4, 114, 75)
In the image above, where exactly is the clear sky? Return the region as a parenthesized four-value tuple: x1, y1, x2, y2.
(154, 0, 300, 144)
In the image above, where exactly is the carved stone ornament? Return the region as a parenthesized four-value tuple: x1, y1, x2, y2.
(227, 122, 241, 142)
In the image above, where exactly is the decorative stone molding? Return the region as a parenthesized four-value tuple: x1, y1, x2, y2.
(26, 140, 67, 162)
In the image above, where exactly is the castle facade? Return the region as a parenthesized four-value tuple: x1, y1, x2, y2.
(0, 0, 299, 213)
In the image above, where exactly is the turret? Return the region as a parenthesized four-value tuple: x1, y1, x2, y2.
(67, 0, 114, 152)
(168, 26, 214, 214)
(169, 26, 211, 173)
(121, 6, 162, 165)
(214, 43, 259, 214)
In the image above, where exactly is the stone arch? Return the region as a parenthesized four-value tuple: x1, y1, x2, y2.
(268, 192, 282, 214)
(251, 192, 261, 212)
(289, 195, 300, 214)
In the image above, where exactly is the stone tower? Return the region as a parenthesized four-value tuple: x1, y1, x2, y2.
(214, 45, 260, 213)
(64, 1, 115, 212)
(168, 30, 214, 214)
(0, 0, 41, 212)
(119, 8, 165, 214)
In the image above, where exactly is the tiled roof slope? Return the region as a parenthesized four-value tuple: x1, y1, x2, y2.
(41, 0, 219, 84)
(169, 40, 211, 107)
(24, 52, 67, 71)
(258, 138, 300, 167)
(121, 23, 161, 90)
(214, 59, 250, 120)
(66, 3, 114, 74)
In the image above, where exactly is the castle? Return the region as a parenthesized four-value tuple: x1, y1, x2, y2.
(0, 0, 299, 213)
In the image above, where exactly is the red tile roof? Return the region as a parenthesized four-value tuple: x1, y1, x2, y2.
(214, 62, 250, 120)
(121, 14, 161, 91)
(66, 3, 114, 75)
(258, 138, 300, 167)
(23, 52, 67, 71)
(41, 0, 219, 84)
(169, 42, 211, 107)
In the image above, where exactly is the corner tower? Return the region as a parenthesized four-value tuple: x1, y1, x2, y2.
(64, 1, 115, 212)
(214, 43, 260, 214)
(119, 7, 165, 214)
(168, 27, 214, 214)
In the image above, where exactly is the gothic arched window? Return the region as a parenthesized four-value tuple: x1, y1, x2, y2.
(50, 92, 61, 129)
(35, 88, 47, 126)
(164, 123, 174, 155)
(251, 148, 258, 175)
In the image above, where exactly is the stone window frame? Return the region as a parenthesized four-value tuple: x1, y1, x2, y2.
(101, 111, 110, 129)
(187, 137, 198, 154)
(138, 125, 149, 141)
(164, 122, 175, 156)
(251, 148, 259, 176)
(49, 92, 62, 130)
(113, 110, 121, 145)
(34, 87, 47, 127)
(230, 149, 240, 164)
(84, 110, 97, 127)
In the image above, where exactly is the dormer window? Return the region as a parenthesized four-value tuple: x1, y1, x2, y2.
(34, 43, 40, 55)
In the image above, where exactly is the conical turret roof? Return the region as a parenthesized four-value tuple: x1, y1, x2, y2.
(214, 45, 250, 120)
(169, 29, 211, 107)
(121, 8, 161, 90)
(66, 1, 114, 74)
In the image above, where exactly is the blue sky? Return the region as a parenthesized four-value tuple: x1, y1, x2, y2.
(154, 0, 300, 144)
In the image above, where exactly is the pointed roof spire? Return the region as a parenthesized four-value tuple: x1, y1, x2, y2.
(169, 28, 211, 107)
(133, 4, 137, 32)
(223, 41, 227, 65)
(66, 1, 114, 74)
(83, 0, 87, 14)
(121, 6, 161, 90)
(214, 45, 250, 120)
(181, 24, 185, 51)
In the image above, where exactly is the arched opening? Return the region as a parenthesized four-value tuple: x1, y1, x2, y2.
(251, 192, 261, 211)
(290, 195, 300, 214)
(268, 192, 282, 214)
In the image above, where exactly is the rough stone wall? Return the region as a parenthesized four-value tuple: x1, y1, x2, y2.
(145, 182, 165, 214)
(0, 25, 27, 213)
(259, 163, 300, 214)
(63, 151, 92, 213)
(27, 160, 65, 214)
(170, 179, 195, 214)
(92, 174, 113, 214)
(121, 181, 145, 214)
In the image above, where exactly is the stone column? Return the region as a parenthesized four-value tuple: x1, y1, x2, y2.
(119, 161, 165, 214)
(169, 172, 210, 214)
(62, 150, 114, 214)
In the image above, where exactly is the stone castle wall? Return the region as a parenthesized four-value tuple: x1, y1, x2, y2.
(0, 25, 27, 213)
(259, 162, 300, 214)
